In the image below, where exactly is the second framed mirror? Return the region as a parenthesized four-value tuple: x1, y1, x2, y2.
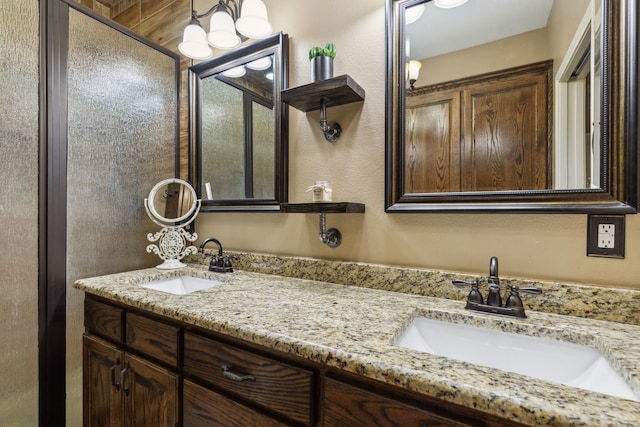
(385, 0, 638, 213)
(190, 32, 289, 211)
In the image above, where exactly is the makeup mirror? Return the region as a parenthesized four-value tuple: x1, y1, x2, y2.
(144, 178, 200, 269)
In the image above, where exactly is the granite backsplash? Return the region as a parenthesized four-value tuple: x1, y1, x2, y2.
(185, 251, 640, 326)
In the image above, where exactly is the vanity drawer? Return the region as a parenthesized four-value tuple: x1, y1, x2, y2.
(84, 297, 123, 343)
(323, 377, 472, 427)
(184, 331, 314, 426)
(184, 379, 284, 427)
(125, 312, 180, 367)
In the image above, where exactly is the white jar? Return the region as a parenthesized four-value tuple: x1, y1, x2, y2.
(307, 181, 332, 202)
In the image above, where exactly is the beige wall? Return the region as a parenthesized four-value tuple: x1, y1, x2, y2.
(193, 0, 640, 290)
(547, 0, 591, 76)
(415, 0, 591, 88)
(416, 28, 548, 87)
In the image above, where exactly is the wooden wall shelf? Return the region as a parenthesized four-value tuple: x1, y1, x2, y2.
(281, 75, 365, 112)
(280, 202, 365, 214)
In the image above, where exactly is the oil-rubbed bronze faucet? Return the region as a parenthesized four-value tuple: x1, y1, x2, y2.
(453, 256, 541, 318)
(198, 237, 234, 273)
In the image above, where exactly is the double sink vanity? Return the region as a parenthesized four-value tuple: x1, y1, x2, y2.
(75, 253, 640, 426)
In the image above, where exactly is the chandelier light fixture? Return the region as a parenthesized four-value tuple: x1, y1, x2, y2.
(179, 0, 273, 60)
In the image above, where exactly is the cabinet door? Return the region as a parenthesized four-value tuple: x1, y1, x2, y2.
(461, 68, 550, 192)
(123, 353, 180, 427)
(83, 334, 124, 427)
(405, 89, 461, 193)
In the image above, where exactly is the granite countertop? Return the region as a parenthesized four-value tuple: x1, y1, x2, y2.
(74, 264, 640, 426)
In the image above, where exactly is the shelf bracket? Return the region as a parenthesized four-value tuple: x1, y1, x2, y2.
(319, 212, 342, 248)
(319, 98, 341, 142)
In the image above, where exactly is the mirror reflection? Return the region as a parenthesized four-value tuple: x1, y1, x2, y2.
(403, 0, 600, 193)
(200, 55, 276, 199)
(191, 33, 288, 211)
(149, 178, 198, 223)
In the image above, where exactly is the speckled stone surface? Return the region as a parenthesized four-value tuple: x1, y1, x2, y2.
(185, 251, 640, 326)
(75, 264, 640, 427)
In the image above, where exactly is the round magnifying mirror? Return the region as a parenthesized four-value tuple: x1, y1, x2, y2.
(147, 178, 198, 224)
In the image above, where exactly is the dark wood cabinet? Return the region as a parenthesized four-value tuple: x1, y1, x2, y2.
(83, 335, 180, 427)
(83, 334, 123, 427)
(124, 352, 180, 427)
(83, 299, 180, 427)
(83, 295, 527, 427)
(406, 61, 552, 193)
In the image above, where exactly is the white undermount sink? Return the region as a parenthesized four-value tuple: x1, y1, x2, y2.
(396, 317, 639, 402)
(139, 275, 223, 295)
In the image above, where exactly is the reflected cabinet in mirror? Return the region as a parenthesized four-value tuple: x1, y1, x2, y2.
(190, 33, 288, 211)
(385, 0, 638, 212)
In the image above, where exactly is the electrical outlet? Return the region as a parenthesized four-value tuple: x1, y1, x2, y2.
(587, 215, 625, 258)
(597, 223, 615, 248)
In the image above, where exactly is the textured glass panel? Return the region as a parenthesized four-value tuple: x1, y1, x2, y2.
(0, 1, 40, 425)
(201, 78, 245, 199)
(252, 101, 275, 198)
(65, 9, 177, 425)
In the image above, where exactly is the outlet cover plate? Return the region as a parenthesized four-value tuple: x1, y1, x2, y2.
(587, 215, 625, 258)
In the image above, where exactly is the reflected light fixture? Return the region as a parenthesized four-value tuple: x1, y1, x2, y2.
(434, 0, 469, 8)
(179, 0, 273, 60)
(405, 4, 425, 24)
(246, 56, 272, 70)
(408, 60, 422, 90)
(222, 65, 247, 78)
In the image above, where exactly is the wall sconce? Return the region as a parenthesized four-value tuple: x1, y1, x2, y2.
(179, 0, 273, 60)
(408, 60, 422, 90)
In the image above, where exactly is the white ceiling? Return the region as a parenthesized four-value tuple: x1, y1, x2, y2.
(407, 0, 554, 60)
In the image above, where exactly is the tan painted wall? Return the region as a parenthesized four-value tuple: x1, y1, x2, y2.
(547, 0, 592, 76)
(415, 28, 548, 87)
(414, 0, 591, 91)
(193, 0, 640, 290)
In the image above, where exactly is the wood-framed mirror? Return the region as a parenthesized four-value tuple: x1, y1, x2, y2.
(189, 32, 288, 212)
(385, 0, 638, 213)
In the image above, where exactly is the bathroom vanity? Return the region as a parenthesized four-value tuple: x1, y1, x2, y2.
(76, 264, 640, 426)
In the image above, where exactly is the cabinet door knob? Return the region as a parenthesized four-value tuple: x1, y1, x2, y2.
(221, 365, 256, 382)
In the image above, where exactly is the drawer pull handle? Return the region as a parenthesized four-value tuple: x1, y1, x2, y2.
(221, 365, 256, 382)
(110, 359, 121, 391)
(120, 362, 130, 396)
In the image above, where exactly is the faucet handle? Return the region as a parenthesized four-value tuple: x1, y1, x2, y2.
(514, 286, 543, 295)
(222, 255, 236, 273)
(505, 285, 542, 308)
(453, 279, 484, 304)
